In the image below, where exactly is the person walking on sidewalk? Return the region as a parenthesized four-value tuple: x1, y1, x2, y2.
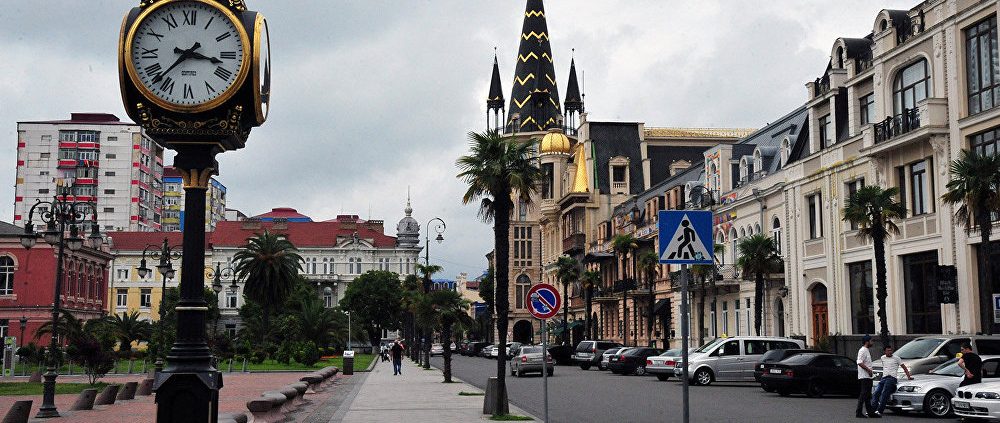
(870, 345, 913, 418)
(855, 335, 877, 418)
(391, 339, 405, 375)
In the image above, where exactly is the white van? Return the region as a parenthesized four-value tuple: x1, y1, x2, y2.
(674, 336, 805, 385)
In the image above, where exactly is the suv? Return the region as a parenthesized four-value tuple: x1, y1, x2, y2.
(674, 336, 805, 386)
(873, 335, 1000, 378)
(573, 340, 624, 370)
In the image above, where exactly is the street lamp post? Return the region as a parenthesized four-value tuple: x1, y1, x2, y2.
(19, 190, 104, 418)
(137, 238, 181, 373)
(18, 316, 27, 348)
(422, 217, 445, 368)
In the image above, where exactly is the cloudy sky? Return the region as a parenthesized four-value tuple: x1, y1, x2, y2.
(0, 0, 913, 278)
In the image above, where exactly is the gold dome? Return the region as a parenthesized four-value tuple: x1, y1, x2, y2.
(539, 128, 571, 155)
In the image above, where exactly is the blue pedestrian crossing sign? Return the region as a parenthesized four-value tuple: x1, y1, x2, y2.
(658, 210, 714, 264)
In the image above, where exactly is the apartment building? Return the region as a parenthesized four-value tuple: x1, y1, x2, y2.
(161, 166, 227, 232)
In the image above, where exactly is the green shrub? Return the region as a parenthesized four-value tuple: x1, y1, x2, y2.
(294, 341, 320, 366)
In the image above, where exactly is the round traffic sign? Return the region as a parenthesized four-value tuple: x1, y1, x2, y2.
(527, 283, 561, 319)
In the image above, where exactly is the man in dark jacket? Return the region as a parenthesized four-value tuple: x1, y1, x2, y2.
(390, 339, 405, 375)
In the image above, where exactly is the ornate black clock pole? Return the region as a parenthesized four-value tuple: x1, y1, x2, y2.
(118, 1, 270, 421)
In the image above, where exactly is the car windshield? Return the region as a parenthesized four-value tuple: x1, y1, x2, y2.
(928, 358, 964, 377)
(781, 354, 817, 365)
(695, 338, 727, 353)
(520, 346, 542, 354)
(660, 349, 681, 356)
(895, 338, 944, 359)
(604, 348, 622, 355)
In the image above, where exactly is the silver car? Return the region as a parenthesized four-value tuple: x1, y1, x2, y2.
(889, 355, 1000, 417)
(648, 348, 689, 381)
(509, 345, 554, 377)
(674, 337, 805, 385)
(874, 336, 1000, 378)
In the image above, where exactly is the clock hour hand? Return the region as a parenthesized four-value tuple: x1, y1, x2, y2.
(176, 48, 223, 64)
(152, 42, 202, 83)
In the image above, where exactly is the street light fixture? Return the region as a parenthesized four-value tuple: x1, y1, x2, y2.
(138, 239, 182, 372)
(20, 188, 103, 418)
(421, 217, 446, 368)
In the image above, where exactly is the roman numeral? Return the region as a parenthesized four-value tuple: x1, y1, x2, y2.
(219, 51, 237, 60)
(182, 10, 197, 26)
(159, 77, 175, 95)
(183, 84, 194, 99)
(216, 32, 232, 42)
(203, 16, 215, 30)
(214, 67, 232, 81)
(161, 14, 178, 30)
(144, 63, 162, 76)
(205, 81, 216, 94)
(147, 30, 164, 41)
(140, 48, 158, 59)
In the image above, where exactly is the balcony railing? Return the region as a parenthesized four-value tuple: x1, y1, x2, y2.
(562, 232, 586, 254)
(874, 108, 920, 143)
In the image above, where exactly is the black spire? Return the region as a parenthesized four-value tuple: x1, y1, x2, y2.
(507, 0, 560, 133)
(487, 52, 505, 131)
(564, 57, 582, 113)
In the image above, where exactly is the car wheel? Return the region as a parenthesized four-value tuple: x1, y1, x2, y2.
(634, 366, 647, 376)
(924, 389, 952, 418)
(580, 364, 591, 370)
(805, 379, 824, 398)
(516, 369, 523, 377)
(598, 363, 605, 371)
(656, 374, 671, 381)
(761, 383, 775, 393)
(694, 368, 713, 386)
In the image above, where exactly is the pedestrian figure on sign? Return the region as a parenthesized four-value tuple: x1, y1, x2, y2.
(668, 219, 697, 260)
(390, 339, 405, 375)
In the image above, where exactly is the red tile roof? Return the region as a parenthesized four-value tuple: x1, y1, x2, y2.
(253, 207, 312, 221)
(210, 220, 398, 248)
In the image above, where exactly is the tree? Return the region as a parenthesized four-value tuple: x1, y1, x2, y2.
(691, 243, 725, 343)
(151, 287, 221, 359)
(415, 263, 443, 368)
(637, 251, 660, 343)
(457, 129, 540, 414)
(612, 234, 639, 344)
(581, 270, 600, 340)
(339, 270, 403, 350)
(555, 256, 580, 345)
(72, 337, 115, 385)
(232, 231, 304, 338)
(399, 274, 423, 361)
(428, 289, 473, 383)
(942, 150, 1000, 335)
(35, 311, 87, 344)
(736, 235, 781, 336)
(105, 311, 152, 356)
(842, 186, 906, 346)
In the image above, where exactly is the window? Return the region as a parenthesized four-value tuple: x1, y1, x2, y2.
(860, 93, 875, 125)
(721, 302, 729, 335)
(971, 127, 1000, 156)
(745, 340, 767, 355)
(103, 207, 114, 213)
(107, 136, 117, 142)
(323, 290, 333, 308)
(0, 257, 13, 296)
(38, 189, 49, 195)
(848, 261, 875, 334)
(515, 274, 531, 309)
(541, 163, 554, 199)
(116, 288, 128, 308)
(105, 153, 117, 159)
(612, 165, 627, 183)
(39, 153, 50, 159)
(845, 178, 866, 230)
(735, 300, 741, 336)
(226, 324, 237, 339)
(910, 160, 931, 215)
(40, 135, 51, 143)
(966, 17, 999, 114)
(902, 251, 941, 334)
(720, 340, 740, 356)
(105, 171, 116, 177)
(771, 218, 782, 255)
(807, 193, 823, 239)
(226, 291, 238, 309)
(710, 303, 717, 337)
(745, 298, 752, 335)
(140, 288, 151, 308)
(116, 268, 129, 280)
(893, 59, 930, 115)
(819, 114, 832, 148)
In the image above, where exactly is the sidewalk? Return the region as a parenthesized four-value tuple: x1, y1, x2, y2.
(334, 358, 536, 422)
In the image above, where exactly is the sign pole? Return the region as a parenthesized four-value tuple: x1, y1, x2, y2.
(527, 286, 558, 423)
(681, 264, 690, 423)
(541, 317, 549, 423)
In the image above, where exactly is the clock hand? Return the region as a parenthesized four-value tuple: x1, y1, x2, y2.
(152, 42, 202, 83)
(175, 48, 222, 64)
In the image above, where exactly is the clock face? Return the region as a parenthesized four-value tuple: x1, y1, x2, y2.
(254, 14, 271, 123)
(127, 1, 248, 110)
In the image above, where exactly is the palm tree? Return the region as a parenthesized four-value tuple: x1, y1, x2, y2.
(36, 310, 88, 344)
(457, 129, 540, 414)
(581, 270, 600, 340)
(943, 150, 1000, 335)
(612, 234, 638, 343)
(232, 231, 304, 339)
(297, 299, 339, 348)
(842, 186, 906, 346)
(637, 251, 659, 344)
(736, 235, 781, 336)
(555, 256, 581, 345)
(399, 275, 423, 361)
(415, 263, 443, 368)
(105, 311, 152, 356)
(425, 289, 473, 383)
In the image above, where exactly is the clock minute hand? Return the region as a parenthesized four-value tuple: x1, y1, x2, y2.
(152, 42, 202, 84)
(177, 48, 223, 64)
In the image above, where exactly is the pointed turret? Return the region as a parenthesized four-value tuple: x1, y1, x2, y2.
(506, 0, 561, 134)
(487, 52, 505, 132)
(563, 55, 583, 134)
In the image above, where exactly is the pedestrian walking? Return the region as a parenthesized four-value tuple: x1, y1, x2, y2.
(380, 344, 389, 363)
(390, 339, 405, 375)
(958, 342, 983, 387)
(855, 335, 877, 418)
(870, 345, 913, 418)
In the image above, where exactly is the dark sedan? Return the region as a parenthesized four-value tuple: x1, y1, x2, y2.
(759, 353, 860, 397)
(608, 347, 662, 376)
(755, 348, 813, 391)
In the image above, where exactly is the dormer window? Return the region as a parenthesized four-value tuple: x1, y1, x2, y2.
(753, 151, 763, 175)
(780, 138, 791, 167)
(609, 157, 630, 194)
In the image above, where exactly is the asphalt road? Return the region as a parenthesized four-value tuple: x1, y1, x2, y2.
(431, 355, 942, 423)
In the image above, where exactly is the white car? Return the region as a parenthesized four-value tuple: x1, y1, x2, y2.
(890, 355, 1000, 417)
(430, 343, 444, 357)
(648, 348, 691, 381)
(955, 380, 1000, 419)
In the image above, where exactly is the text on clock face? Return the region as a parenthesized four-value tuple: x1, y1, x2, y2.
(130, 2, 246, 106)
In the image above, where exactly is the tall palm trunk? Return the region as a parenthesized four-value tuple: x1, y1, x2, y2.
(754, 271, 764, 336)
(562, 282, 569, 345)
(585, 286, 593, 340)
(873, 230, 891, 347)
(442, 318, 454, 382)
(979, 208, 995, 335)
(493, 197, 512, 414)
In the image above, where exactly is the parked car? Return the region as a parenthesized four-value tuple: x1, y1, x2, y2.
(509, 345, 554, 377)
(506, 342, 523, 359)
(674, 336, 805, 385)
(572, 340, 624, 370)
(467, 341, 490, 357)
(955, 380, 1000, 420)
(430, 343, 444, 357)
(548, 344, 575, 365)
(600, 347, 629, 371)
(874, 336, 1000, 378)
(608, 347, 661, 375)
(759, 352, 859, 397)
(648, 348, 690, 381)
(482, 344, 496, 358)
(888, 355, 1000, 417)
(755, 349, 813, 391)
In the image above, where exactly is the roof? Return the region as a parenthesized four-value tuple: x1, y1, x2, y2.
(506, 0, 561, 133)
(162, 166, 182, 179)
(644, 127, 756, 139)
(646, 145, 710, 188)
(564, 58, 582, 111)
(210, 220, 398, 248)
(0, 221, 23, 236)
(18, 113, 136, 126)
(253, 207, 313, 222)
(487, 54, 505, 108)
(107, 231, 191, 252)
(733, 106, 809, 174)
(590, 122, 644, 194)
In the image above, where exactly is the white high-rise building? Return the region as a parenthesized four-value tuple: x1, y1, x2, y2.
(14, 113, 164, 232)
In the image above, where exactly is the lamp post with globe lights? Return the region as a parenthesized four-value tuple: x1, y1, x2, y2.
(136, 238, 181, 372)
(19, 190, 104, 418)
(421, 218, 445, 368)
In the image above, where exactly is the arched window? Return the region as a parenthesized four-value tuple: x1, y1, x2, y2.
(772, 217, 782, 255)
(836, 46, 844, 68)
(753, 150, 763, 174)
(739, 158, 748, 181)
(515, 275, 531, 309)
(880, 19, 888, 32)
(780, 138, 790, 168)
(0, 257, 13, 296)
(893, 59, 930, 115)
(754, 223, 761, 235)
(729, 228, 738, 265)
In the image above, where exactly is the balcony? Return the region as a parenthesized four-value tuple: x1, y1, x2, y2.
(874, 108, 920, 143)
(563, 232, 586, 254)
(866, 98, 948, 154)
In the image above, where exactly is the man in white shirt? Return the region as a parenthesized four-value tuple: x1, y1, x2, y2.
(855, 335, 876, 418)
(870, 344, 913, 418)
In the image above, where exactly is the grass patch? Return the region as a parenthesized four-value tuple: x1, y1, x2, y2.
(0, 382, 108, 396)
(242, 354, 375, 372)
(490, 415, 533, 421)
(458, 391, 484, 396)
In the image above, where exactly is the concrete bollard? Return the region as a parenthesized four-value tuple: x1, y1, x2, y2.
(482, 377, 509, 416)
(70, 388, 98, 411)
(1, 400, 31, 423)
(299, 373, 323, 393)
(136, 378, 154, 396)
(94, 384, 121, 406)
(116, 381, 138, 401)
(261, 391, 287, 423)
(289, 382, 308, 405)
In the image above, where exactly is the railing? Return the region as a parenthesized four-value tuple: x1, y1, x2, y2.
(874, 108, 920, 143)
(562, 233, 586, 254)
(612, 182, 627, 191)
(612, 278, 637, 293)
(855, 55, 873, 73)
(813, 78, 831, 98)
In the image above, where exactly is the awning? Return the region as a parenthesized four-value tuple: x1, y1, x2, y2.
(567, 320, 584, 329)
(653, 298, 671, 316)
(584, 252, 615, 263)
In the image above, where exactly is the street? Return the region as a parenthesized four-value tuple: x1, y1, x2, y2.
(432, 355, 937, 423)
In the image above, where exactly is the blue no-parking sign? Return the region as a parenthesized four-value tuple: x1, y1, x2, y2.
(658, 210, 714, 265)
(527, 283, 560, 320)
